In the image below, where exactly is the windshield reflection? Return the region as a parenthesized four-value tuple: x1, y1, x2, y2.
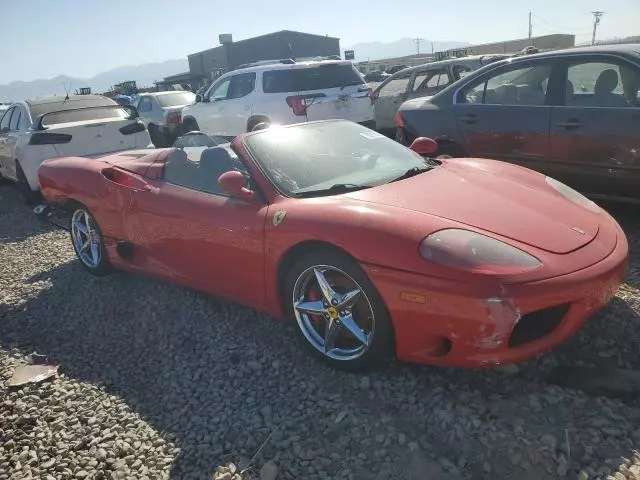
(243, 121, 436, 197)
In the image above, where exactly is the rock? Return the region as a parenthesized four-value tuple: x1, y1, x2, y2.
(260, 460, 279, 480)
(359, 377, 371, 390)
(398, 433, 406, 446)
(576, 471, 589, 480)
(557, 461, 568, 477)
(95, 448, 107, 462)
(541, 434, 557, 450)
(247, 361, 262, 371)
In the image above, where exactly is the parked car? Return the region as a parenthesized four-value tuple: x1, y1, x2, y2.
(172, 131, 227, 148)
(181, 59, 374, 139)
(373, 55, 510, 135)
(396, 44, 640, 203)
(38, 120, 627, 370)
(364, 71, 384, 82)
(0, 95, 151, 202)
(381, 64, 409, 80)
(134, 91, 196, 147)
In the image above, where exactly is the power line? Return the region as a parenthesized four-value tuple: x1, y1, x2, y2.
(591, 11, 605, 45)
(530, 12, 593, 33)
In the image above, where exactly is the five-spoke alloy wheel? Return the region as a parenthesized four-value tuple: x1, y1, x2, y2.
(286, 250, 393, 371)
(70, 207, 111, 275)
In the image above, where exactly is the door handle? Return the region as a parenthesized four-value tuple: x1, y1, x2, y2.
(556, 119, 582, 129)
(459, 114, 477, 124)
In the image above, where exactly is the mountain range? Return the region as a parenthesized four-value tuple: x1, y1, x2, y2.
(0, 58, 188, 102)
(0, 38, 470, 102)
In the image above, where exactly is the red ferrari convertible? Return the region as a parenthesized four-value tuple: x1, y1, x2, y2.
(38, 120, 628, 370)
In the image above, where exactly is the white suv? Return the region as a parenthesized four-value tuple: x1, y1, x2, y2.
(181, 60, 375, 138)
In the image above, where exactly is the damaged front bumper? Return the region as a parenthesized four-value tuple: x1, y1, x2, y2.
(362, 232, 628, 369)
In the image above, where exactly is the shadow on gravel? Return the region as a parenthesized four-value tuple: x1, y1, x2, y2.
(1, 196, 639, 480)
(0, 184, 53, 244)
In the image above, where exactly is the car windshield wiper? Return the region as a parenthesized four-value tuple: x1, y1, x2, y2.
(295, 183, 372, 198)
(390, 166, 433, 182)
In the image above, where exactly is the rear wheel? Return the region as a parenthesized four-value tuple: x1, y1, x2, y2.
(148, 124, 166, 148)
(436, 143, 467, 158)
(182, 118, 200, 134)
(284, 250, 394, 371)
(70, 207, 111, 276)
(15, 161, 42, 204)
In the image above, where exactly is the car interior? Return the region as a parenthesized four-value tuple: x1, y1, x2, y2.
(162, 146, 247, 196)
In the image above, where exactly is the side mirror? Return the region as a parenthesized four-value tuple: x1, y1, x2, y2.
(218, 170, 256, 201)
(195, 94, 203, 103)
(409, 137, 439, 156)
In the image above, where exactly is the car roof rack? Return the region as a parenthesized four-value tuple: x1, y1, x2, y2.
(235, 58, 296, 70)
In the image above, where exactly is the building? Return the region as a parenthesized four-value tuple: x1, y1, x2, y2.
(165, 30, 340, 90)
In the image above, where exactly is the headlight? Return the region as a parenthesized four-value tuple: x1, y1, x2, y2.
(545, 176, 601, 212)
(419, 229, 542, 275)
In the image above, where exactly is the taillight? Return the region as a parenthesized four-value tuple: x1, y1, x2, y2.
(29, 132, 72, 145)
(119, 121, 146, 135)
(395, 112, 405, 128)
(166, 111, 181, 124)
(285, 94, 326, 116)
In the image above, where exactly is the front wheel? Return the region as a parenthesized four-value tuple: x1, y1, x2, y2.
(284, 250, 394, 371)
(70, 207, 111, 276)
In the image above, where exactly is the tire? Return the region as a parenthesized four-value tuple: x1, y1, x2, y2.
(182, 118, 199, 134)
(70, 206, 112, 276)
(436, 143, 466, 158)
(15, 161, 42, 204)
(148, 124, 166, 148)
(284, 250, 394, 371)
(250, 121, 270, 132)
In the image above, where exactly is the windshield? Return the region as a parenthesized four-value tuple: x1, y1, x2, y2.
(156, 92, 196, 107)
(244, 121, 436, 197)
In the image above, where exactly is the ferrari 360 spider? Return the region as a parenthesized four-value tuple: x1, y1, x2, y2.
(38, 120, 628, 370)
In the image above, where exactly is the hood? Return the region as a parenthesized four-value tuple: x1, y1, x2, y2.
(343, 158, 599, 254)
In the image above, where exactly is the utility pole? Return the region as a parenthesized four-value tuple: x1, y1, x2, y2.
(591, 11, 604, 45)
(431, 41, 434, 54)
(414, 37, 425, 55)
(528, 11, 533, 40)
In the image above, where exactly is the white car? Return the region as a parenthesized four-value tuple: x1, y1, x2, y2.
(181, 59, 374, 139)
(134, 91, 196, 147)
(0, 95, 152, 202)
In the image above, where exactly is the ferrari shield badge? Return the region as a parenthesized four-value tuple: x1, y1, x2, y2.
(272, 210, 287, 227)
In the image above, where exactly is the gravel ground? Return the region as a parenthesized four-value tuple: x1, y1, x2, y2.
(1, 183, 640, 480)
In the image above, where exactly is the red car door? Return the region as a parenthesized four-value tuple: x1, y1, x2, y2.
(548, 54, 640, 201)
(453, 59, 556, 174)
(133, 147, 269, 305)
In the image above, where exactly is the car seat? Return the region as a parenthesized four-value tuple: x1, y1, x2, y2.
(197, 147, 239, 194)
(594, 69, 629, 107)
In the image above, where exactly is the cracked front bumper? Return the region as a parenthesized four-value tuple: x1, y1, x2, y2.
(362, 229, 628, 368)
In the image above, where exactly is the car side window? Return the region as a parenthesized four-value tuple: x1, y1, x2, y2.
(378, 71, 412, 97)
(9, 108, 22, 131)
(565, 59, 640, 108)
(458, 62, 552, 106)
(0, 108, 13, 132)
(227, 73, 256, 100)
(207, 77, 232, 102)
(137, 97, 152, 113)
(412, 69, 436, 92)
(163, 147, 247, 196)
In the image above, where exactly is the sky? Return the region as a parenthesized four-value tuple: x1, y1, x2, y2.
(2, 0, 638, 84)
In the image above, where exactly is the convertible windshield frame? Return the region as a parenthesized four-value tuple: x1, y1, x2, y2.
(241, 121, 437, 199)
